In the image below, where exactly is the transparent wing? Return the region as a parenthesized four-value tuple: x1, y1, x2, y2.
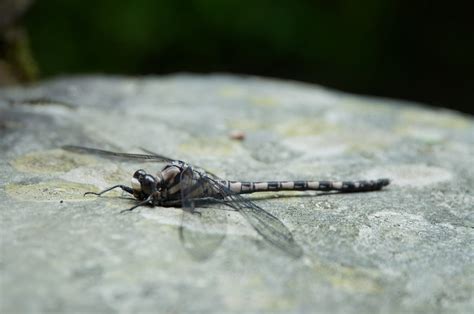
(62, 145, 174, 162)
(180, 166, 198, 213)
(206, 177, 303, 258)
(179, 167, 227, 260)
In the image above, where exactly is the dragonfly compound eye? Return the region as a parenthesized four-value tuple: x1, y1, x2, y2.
(141, 174, 157, 194)
(133, 169, 146, 179)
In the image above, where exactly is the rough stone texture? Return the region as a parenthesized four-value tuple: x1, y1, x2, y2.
(0, 74, 473, 313)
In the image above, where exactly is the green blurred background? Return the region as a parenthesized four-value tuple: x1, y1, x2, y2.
(3, 0, 474, 113)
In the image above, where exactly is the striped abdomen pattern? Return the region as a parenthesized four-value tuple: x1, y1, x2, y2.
(221, 179, 390, 194)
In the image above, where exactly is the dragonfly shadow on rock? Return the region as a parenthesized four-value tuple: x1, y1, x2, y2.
(99, 194, 229, 261)
(179, 206, 228, 261)
(247, 188, 391, 202)
(63, 145, 390, 260)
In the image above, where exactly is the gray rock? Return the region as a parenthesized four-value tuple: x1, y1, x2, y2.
(1, 74, 473, 313)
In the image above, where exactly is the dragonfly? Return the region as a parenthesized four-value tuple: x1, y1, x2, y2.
(63, 145, 390, 259)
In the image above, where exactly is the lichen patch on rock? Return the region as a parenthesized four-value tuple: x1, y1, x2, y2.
(10, 149, 96, 174)
(5, 180, 99, 201)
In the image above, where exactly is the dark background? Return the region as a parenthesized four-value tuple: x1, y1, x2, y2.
(15, 0, 474, 113)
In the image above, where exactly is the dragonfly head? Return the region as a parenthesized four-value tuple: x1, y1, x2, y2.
(131, 169, 161, 199)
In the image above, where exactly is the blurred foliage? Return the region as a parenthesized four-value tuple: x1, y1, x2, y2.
(20, 0, 474, 113)
(0, 0, 38, 84)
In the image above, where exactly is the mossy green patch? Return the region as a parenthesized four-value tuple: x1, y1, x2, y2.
(11, 149, 96, 174)
(5, 180, 99, 201)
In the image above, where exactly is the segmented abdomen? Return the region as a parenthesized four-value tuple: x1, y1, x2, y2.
(221, 179, 390, 194)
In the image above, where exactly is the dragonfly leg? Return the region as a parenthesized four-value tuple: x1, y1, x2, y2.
(84, 185, 133, 197)
(120, 196, 153, 213)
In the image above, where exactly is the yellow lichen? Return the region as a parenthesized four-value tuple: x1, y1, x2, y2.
(312, 261, 383, 294)
(5, 180, 100, 201)
(249, 96, 278, 107)
(275, 118, 337, 137)
(219, 86, 246, 98)
(399, 108, 471, 129)
(10, 149, 96, 174)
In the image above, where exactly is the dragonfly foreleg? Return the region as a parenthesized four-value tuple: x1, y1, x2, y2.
(120, 196, 154, 213)
(84, 185, 133, 197)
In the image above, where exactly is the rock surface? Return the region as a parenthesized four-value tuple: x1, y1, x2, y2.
(1, 74, 473, 313)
